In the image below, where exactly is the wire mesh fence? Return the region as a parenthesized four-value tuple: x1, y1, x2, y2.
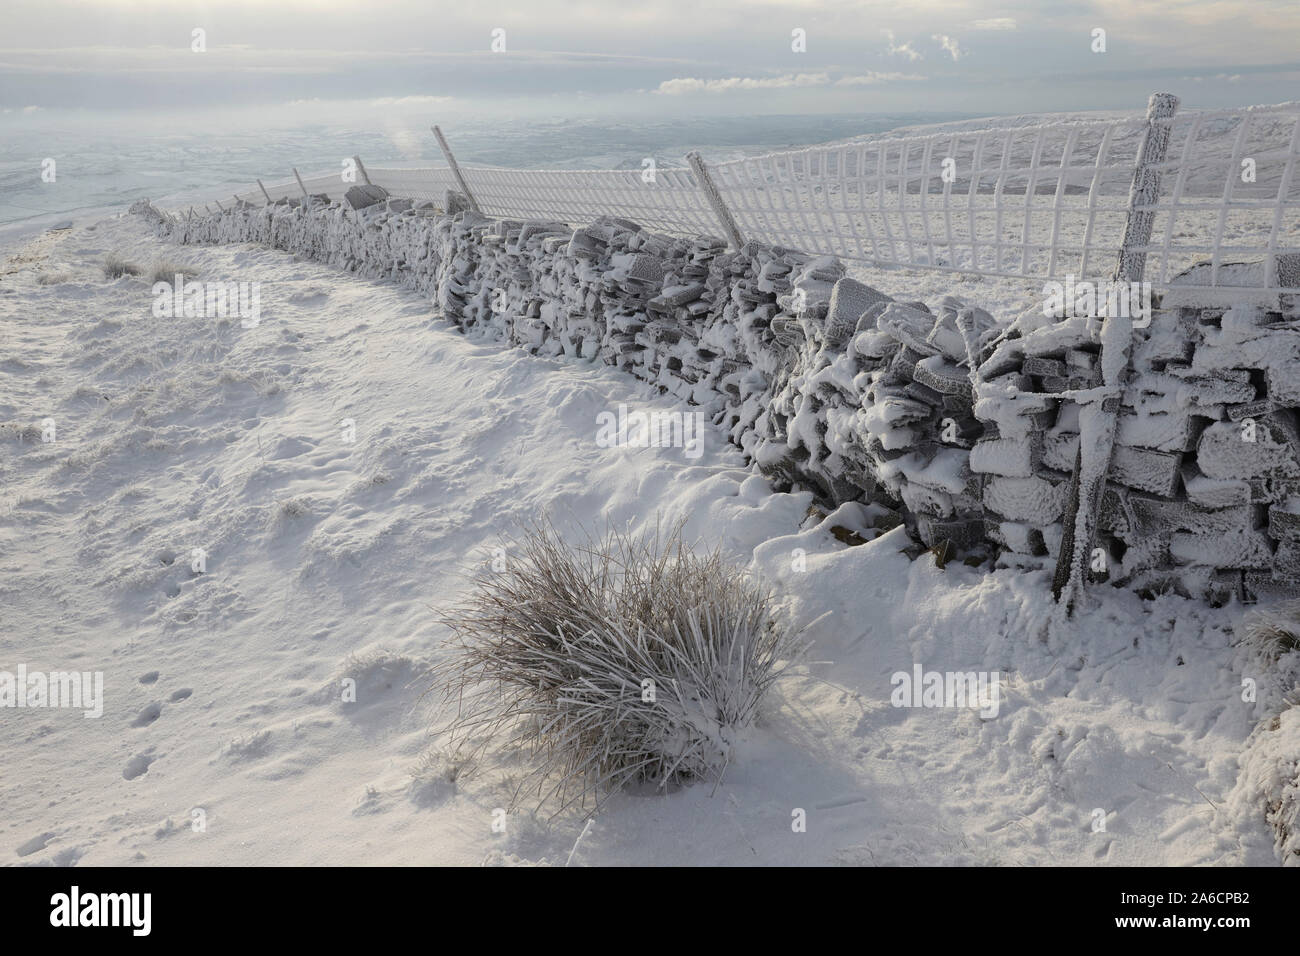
(223, 98, 1300, 294)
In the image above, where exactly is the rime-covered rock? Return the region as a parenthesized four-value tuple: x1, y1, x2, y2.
(1198, 418, 1300, 480)
(344, 184, 389, 210)
(983, 475, 1067, 525)
(1110, 444, 1183, 497)
(823, 278, 891, 350)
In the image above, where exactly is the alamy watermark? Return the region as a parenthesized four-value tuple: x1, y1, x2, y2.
(890, 664, 1002, 718)
(0, 665, 103, 718)
(50, 886, 150, 936)
(595, 404, 705, 459)
(152, 275, 262, 328)
(1041, 276, 1152, 328)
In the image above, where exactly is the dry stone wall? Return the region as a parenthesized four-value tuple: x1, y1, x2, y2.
(148, 192, 1300, 603)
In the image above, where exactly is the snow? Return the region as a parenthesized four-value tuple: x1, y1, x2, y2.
(0, 212, 1291, 866)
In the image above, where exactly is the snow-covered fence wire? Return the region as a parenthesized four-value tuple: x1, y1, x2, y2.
(1145, 103, 1300, 296)
(226, 97, 1300, 297)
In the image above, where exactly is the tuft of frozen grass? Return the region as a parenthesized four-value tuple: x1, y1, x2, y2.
(1244, 601, 1300, 663)
(433, 519, 803, 817)
(1238, 601, 1300, 863)
(148, 261, 200, 284)
(103, 255, 141, 279)
(276, 496, 311, 519)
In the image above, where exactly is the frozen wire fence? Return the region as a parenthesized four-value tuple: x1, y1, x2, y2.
(1144, 104, 1300, 291)
(227, 99, 1300, 294)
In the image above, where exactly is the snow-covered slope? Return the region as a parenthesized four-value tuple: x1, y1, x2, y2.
(0, 214, 1291, 865)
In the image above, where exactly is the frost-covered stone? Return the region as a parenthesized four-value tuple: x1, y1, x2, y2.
(877, 302, 941, 357)
(983, 475, 1067, 524)
(1171, 528, 1273, 568)
(1198, 418, 1300, 480)
(1110, 444, 1183, 497)
(344, 184, 388, 210)
(823, 277, 891, 350)
(969, 435, 1039, 478)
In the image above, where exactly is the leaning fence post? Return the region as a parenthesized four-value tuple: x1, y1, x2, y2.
(257, 179, 272, 205)
(687, 151, 745, 250)
(1052, 91, 1180, 609)
(431, 126, 481, 214)
(353, 155, 372, 187)
(293, 168, 312, 211)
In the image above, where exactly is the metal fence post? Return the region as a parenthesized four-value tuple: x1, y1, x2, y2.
(687, 151, 745, 250)
(1052, 91, 1180, 609)
(353, 155, 372, 187)
(431, 126, 481, 214)
(257, 179, 272, 205)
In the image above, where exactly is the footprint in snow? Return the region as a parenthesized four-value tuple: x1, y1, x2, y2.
(16, 832, 55, 857)
(123, 752, 156, 780)
(268, 435, 318, 460)
(131, 702, 162, 727)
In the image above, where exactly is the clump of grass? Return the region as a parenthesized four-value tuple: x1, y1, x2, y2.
(103, 255, 141, 279)
(36, 272, 71, 286)
(1244, 601, 1300, 662)
(149, 261, 200, 284)
(433, 519, 803, 817)
(276, 496, 310, 519)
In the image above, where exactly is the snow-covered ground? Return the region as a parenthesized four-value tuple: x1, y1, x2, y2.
(1, 212, 1290, 866)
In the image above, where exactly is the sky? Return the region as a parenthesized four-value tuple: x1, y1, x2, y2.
(1, 0, 1298, 122)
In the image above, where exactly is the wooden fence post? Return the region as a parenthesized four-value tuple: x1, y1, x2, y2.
(687, 151, 745, 250)
(353, 155, 372, 187)
(1052, 91, 1180, 609)
(293, 168, 312, 211)
(431, 126, 482, 214)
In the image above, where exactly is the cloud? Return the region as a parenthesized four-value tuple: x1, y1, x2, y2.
(653, 70, 926, 94)
(884, 30, 922, 62)
(286, 94, 455, 109)
(654, 73, 830, 94)
(650, 68, 925, 93)
(932, 34, 964, 61)
(369, 95, 454, 106)
(834, 72, 925, 86)
(973, 18, 1017, 31)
